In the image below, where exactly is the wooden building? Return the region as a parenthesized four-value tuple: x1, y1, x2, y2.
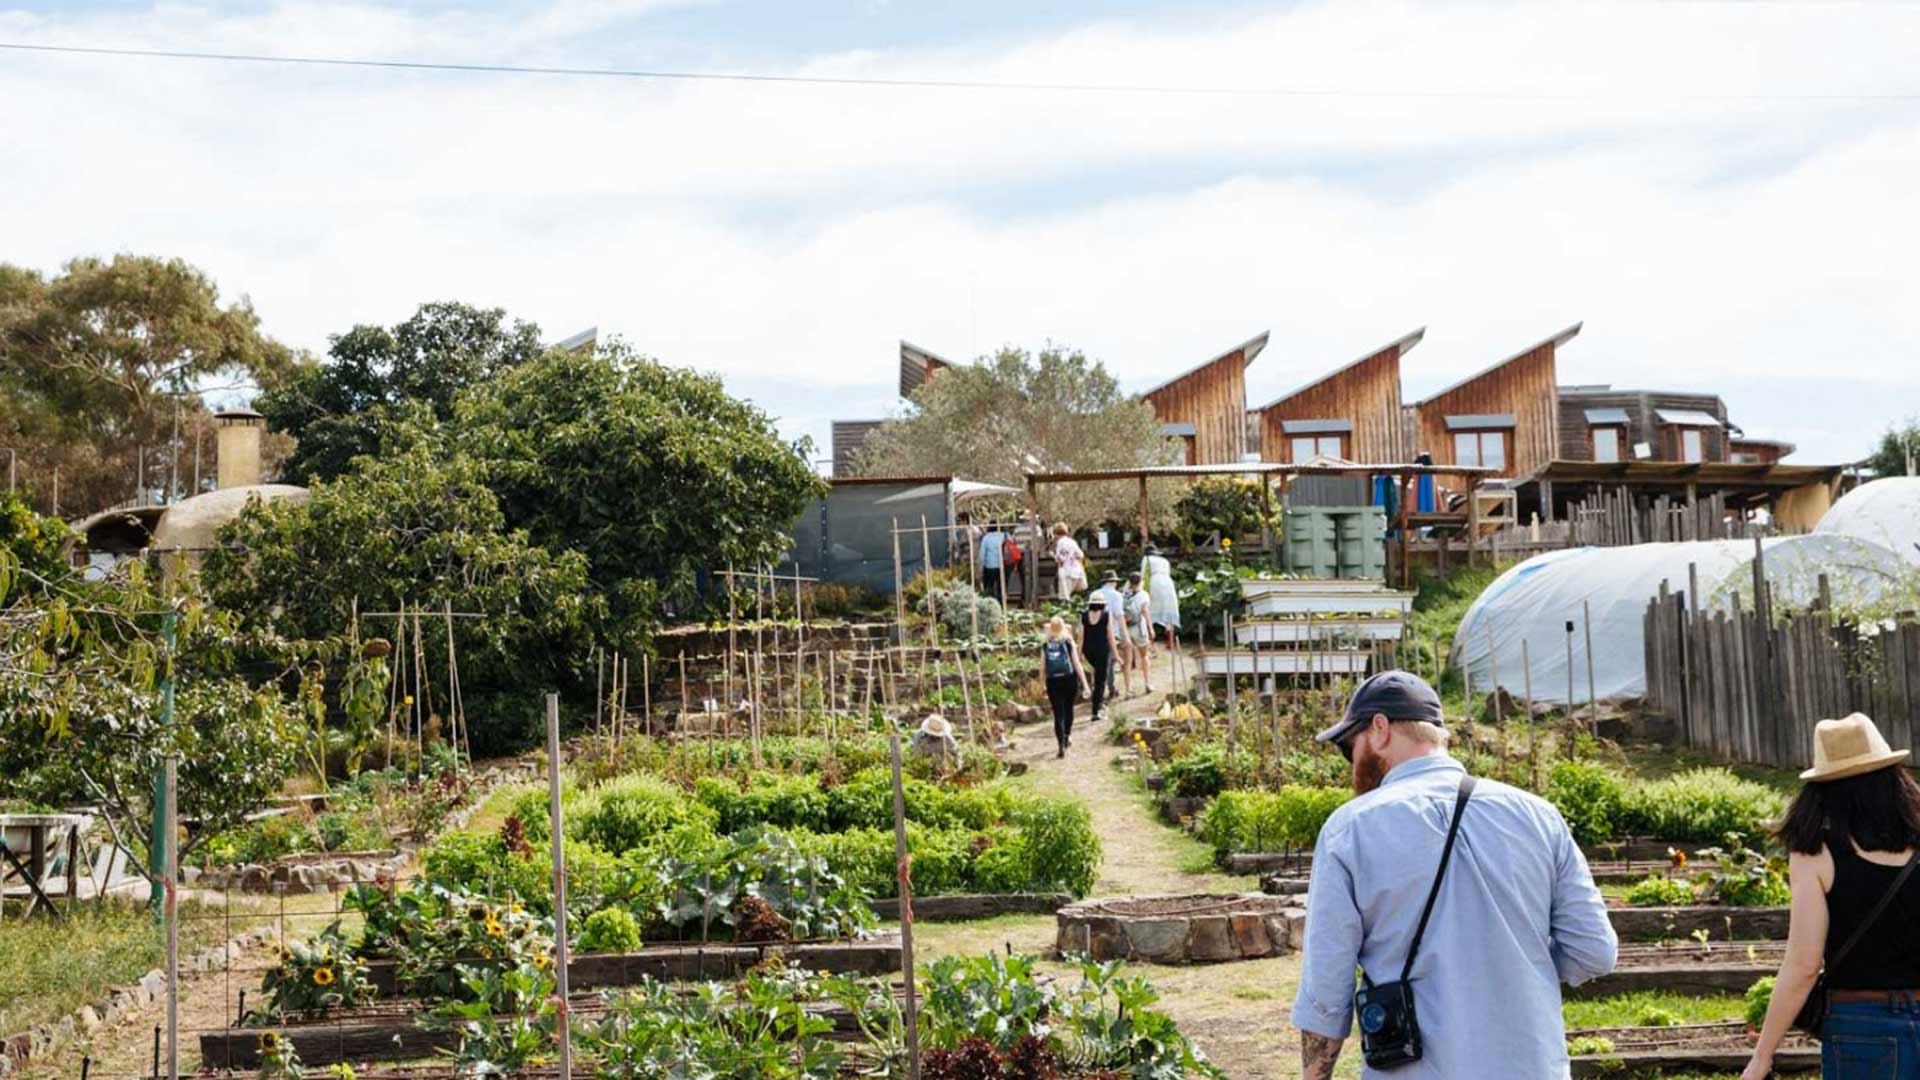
(1555, 385, 1733, 465)
(899, 340, 952, 398)
(1412, 323, 1581, 484)
(1254, 328, 1423, 464)
(1728, 436, 1796, 465)
(1141, 332, 1268, 465)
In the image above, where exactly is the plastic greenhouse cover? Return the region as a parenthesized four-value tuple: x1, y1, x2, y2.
(1817, 477, 1920, 568)
(1450, 535, 1915, 704)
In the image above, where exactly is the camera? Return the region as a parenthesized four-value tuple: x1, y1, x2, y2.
(1353, 979, 1423, 1068)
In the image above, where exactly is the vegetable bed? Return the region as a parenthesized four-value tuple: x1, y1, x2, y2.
(1566, 1022, 1817, 1076)
(1568, 942, 1781, 999)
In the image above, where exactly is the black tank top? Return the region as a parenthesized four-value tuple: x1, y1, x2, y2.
(1824, 830, 1920, 990)
(1080, 610, 1111, 658)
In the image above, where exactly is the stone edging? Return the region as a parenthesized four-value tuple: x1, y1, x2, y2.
(0, 926, 276, 1074)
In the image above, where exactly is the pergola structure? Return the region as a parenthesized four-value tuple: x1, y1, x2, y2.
(1518, 460, 1847, 530)
(1023, 460, 1501, 588)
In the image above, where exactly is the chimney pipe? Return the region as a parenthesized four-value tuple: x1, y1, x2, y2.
(213, 407, 265, 490)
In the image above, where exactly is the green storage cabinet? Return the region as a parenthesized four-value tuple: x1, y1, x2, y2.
(1282, 506, 1388, 580)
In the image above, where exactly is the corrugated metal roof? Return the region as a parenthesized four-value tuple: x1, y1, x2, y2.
(1443, 413, 1517, 430)
(1584, 407, 1630, 424)
(1655, 408, 1723, 428)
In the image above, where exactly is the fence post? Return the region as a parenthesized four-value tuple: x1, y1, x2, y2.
(1583, 600, 1598, 741)
(164, 756, 179, 1080)
(545, 693, 573, 1080)
(889, 731, 922, 1080)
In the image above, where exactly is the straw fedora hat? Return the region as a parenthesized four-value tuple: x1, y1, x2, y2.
(1801, 713, 1911, 782)
(918, 714, 953, 739)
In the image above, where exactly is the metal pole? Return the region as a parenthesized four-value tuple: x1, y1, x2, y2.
(1224, 610, 1237, 748)
(544, 693, 573, 1080)
(889, 732, 922, 1080)
(163, 757, 178, 1080)
(1583, 599, 1598, 740)
(150, 609, 177, 910)
(1565, 620, 1577, 760)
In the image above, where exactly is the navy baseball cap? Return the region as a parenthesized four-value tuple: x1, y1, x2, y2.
(1314, 670, 1445, 745)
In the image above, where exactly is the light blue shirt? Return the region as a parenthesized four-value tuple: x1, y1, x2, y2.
(1094, 584, 1125, 634)
(978, 531, 1007, 569)
(1290, 754, 1617, 1080)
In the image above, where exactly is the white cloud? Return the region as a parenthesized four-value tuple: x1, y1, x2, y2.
(3, 0, 1918, 464)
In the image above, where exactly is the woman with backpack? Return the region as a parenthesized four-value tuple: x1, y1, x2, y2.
(1041, 616, 1092, 758)
(1121, 571, 1154, 695)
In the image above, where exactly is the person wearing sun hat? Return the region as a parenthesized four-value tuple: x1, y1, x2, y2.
(1742, 713, 1920, 1080)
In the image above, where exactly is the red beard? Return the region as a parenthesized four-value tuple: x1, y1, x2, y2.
(1352, 740, 1389, 795)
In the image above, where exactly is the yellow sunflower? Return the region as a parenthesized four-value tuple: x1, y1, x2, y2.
(533, 953, 553, 971)
(260, 1032, 281, 1050)
(312, 966, 336, 987)
(485, 918, 506, 939)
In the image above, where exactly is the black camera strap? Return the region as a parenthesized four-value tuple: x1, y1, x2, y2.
(1391, 774, 1476, 986)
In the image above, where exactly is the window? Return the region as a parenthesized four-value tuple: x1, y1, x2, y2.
(1680, 428, 1704, 463)
(1591, 426, 1623, 463)
(1290, 434, 1344, 462)
(1453, 429, 1508, 471)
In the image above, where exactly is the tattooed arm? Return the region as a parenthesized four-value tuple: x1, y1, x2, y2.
(1301, 1032, 1345, 1080)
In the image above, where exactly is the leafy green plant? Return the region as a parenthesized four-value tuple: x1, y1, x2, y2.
(1636, 1006, 1680, 1027)
(1545, 761, 1628, 846)
(1623, 875, 1697, 907)
(922, 582, 1007, 641)
(1162, 744, 1253, 800)
(1746, 977, 1774, 1030)
(1692, 833, 1791, 907)
(577, 908, 643, 954)
(1619, 770, 1785, 845)
(1173, 478, 1276, 546)
(1197, 787, 1350, 859)
(427, 962, 558, 1073)
(584, 969, 842, 1079)
(257, 1030, 304, 1079)
(1565, 1035, 1617, 1057)
(254, 924, 376, 1021)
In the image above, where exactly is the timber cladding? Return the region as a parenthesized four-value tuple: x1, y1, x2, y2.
(1256, 329, 1421, 464)
(1556, 388, 1729, 463)
(1413, 324, 1580, 486)
(1142, 332, 1267, 465)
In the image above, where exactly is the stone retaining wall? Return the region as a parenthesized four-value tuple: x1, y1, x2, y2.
(1055, 893, 1305, 964)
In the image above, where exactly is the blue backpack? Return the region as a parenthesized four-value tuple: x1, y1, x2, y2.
(1044, 638, 1073, 678)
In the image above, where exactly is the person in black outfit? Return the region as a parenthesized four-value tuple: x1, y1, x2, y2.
(1039, 616, 1092, 758)
(1744, 713, 1920, 1080)
(1078, 594, 1117, 723)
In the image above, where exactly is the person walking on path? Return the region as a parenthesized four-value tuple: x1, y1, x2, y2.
(1077, 593, 1117, 723)
(978, 522, 1008, 602)
(1293, 670, 1616, 1080)
(1040, 616, 1093, 758)
(1052, 523, 1088, 600)
(1092, 572, 1128, 696)
(1741, 713, 1920, 1080)
(1121, 572, 1154, 695)
(1141, 544, 1180, 656)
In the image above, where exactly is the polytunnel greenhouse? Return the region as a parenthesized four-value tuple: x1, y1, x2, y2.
(1817, 476, 1920, 567)
(1450, 534, 1915, 705)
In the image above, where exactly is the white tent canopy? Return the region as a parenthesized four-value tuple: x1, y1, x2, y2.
(1817, 477, 1920, 567)
(1452, 535, 1914, 705)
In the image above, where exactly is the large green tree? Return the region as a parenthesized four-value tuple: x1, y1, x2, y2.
(854, 344, 1179, 526)
(258, 301, 545, 486)
(0, 255, 294, 514)
(202, 442, 596, 754)
(1866, 416, 1920, 477)
(448, 341, 825, 647)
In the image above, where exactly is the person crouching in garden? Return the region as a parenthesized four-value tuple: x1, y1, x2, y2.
(1741, 713, 1920, 1080)
(1291, 670, 1616, 1080)
(1040, 616, 1092, 758)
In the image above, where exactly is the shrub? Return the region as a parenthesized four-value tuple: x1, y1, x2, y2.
(1163, 744, 1253, 800)
(575, 775, 718, 854)
(1622, 875, 1697, 907)
(1009, 798, 1100, 898)
(1566, 1035, 1616, 1057)
(922, 582, 1006, 641)
(1636, 1006, 1680, 1027)
(808, 582, 881, 619)
(1745, 977, 1774, 1030)
(577, 908, 643, 954)
(695, 773, 830, 833)
(1620, 770, 1785, 844)
(1197, 787, 1350, 859)
(1544, 762, 1627, 847)
(1173, 477, 1275, 544)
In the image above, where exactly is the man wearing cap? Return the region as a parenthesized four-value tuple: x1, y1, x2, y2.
(1292, 670, 1617, 1080)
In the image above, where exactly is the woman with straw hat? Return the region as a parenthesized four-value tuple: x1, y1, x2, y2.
(1743, 713, 1920, 1080)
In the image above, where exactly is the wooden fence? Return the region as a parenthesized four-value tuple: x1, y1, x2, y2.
(1644, 574, 1920, 769)
(1570, 487, 1779, 547)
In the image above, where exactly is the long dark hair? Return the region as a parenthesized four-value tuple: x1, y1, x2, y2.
(1776, 766, 1920, 855)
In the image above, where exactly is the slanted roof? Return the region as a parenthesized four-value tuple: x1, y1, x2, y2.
(1255, 327, 1425, 412)
(1415, 322, 1582, 406)
(899, 340, 955, 398)
(1655, 408, 1724, 428)
(1139, 331, 1270, 400)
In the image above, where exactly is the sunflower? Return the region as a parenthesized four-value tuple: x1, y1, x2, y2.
(485, 918, 506, 939)
(259, 1032, 281, 1051)
(1221, 537, 1233, 550)
(312, 966, 336, 987)
(532, 953, 553, 971)
(468, 904, 490, 922)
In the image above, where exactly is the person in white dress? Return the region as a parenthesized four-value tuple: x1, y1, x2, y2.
(1141, 544, 1180, 655)
(1052, 523, 1088, 600)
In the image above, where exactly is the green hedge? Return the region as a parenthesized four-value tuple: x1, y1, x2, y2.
(1197, 787, 1350, 859)
(1544, 764, 1782, 845)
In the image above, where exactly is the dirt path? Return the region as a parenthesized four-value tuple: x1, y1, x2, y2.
(919, 645, 1343, 1080)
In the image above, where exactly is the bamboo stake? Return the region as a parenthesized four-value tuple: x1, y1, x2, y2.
(642, 653, 653, 738)
(921, 514, 938, 650)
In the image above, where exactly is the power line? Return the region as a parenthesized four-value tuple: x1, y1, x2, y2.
(3, 40, 1920, 102)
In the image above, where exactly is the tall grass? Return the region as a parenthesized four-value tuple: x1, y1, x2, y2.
(0, 899, 228, 1036)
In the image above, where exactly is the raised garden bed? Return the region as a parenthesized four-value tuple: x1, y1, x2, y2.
(872, 893, 1070, 921)
(358, 936, 901, 997)
(1055, 893, 1304, 964)
(1158, 796, 1207, 825)
(1566, 941, 1781, 999)
(1566, 1021, 1817, 1076)
(1233, 851, 1313, 877)
(1608, 904, 1788, 942)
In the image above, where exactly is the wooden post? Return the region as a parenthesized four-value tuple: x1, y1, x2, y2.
(921, 515, 938, 649)
(889, 732, 922, 1080)
(1260, 474, 1275, 554)
(1138, 475, 1151, 548)
(1520, 639, 1539, 790)
(544, 694, 574, 1080)
(1564, 621, 1576, 760)
(725, 565, 737, 708)
(641, 653, 652, 738)
(595, 647, 605, 745)
(1467, 477, 1482, 568)
(1224, 609, 1238, 748)
(893, 518, 907, 644)
(1583, 599, 1598, 740)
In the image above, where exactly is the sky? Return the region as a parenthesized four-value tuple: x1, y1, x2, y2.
(4, 0, 1919, 469)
